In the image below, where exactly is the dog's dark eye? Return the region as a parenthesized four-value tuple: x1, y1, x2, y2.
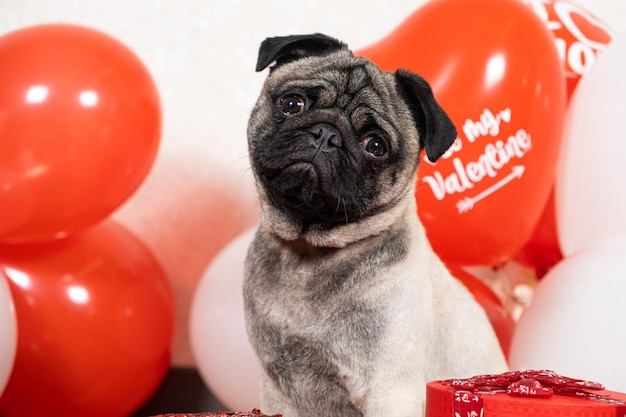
(279, 94, 306, 116)
(361, 136, 388, 157)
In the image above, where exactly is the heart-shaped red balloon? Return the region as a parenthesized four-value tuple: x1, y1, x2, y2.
(524, 0, 614, 97)
(359, 0, 566, 266)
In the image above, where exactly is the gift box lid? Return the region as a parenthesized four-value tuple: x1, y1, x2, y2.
(151, 409, 281, 417)
(426, 370, 626, 417)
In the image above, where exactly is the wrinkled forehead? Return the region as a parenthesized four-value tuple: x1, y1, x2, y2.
(267, 54, 406, 133)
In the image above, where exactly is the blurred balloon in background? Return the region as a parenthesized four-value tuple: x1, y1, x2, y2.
(515, 0, 614, 277)
(359, 0, 566, 266)
(0, 220, 176, 417)
(509, 237, 626, 392)
(524, 0, 614, 97)
(556, 33, 626, 256)
(513, 189, 563, 279)
(510, 5, 626, 394)
(190, 227, 260, 411)
(0, 271, 17, 397)
(0, 24, 161, 243)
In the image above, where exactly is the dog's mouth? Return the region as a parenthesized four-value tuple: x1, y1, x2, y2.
(259, 158, 355, 224)
(253, 122, 372, 224)
(267, 162, 320, 208)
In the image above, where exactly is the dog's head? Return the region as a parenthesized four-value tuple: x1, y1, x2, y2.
(247, 34, 456, 246)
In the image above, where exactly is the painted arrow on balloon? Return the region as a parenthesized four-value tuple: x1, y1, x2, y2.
(456, 165, 525, 214)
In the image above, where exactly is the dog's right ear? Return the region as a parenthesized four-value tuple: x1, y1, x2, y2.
(256, 33, 347, 72)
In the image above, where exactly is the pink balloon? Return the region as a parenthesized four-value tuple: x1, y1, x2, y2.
(189, 228, 260, 411)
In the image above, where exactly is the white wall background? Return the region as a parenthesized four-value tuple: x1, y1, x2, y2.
(1, 0, 625, 367)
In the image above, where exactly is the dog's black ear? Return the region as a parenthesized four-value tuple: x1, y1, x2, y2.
(256, 33, 347, 72)
(394, 69, 457, 163)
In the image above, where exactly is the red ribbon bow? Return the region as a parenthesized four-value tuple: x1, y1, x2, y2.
(441, 370, 624, 404)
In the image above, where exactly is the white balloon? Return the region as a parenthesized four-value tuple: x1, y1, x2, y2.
(0, 270, 17, 397)
(556, 34, 626, 256)
(509, 238, 626, 392)
(189, 227, 260, 411)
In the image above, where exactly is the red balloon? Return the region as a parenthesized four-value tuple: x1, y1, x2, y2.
(0, 220, 175, 417)
(447, 265, 515, 359)
(359, 0, 566, 266)
(515, 0, 614, 277)
(514, 188, 563, 278)
(524, 0, 614, 98)
(0, 24, 161, 243)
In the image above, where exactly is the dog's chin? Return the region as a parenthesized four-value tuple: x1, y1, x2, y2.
(266, 162, 320, 210)
(259, 151, 363, 229)
(259, 183, 413, 249)
(255, 150, 417, 247)
(261, 161, 353, 227)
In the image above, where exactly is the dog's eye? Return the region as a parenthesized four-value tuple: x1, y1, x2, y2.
(279, 94, 306, 116)
(361, 136, 388, 157)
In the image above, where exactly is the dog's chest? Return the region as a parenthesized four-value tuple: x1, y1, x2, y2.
(251, 243, 387, 361)
(244, 234, 407, 413)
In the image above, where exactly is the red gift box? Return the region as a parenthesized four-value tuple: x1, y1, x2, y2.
(426, 370, 626, 417)
(151, 410, 281, 417)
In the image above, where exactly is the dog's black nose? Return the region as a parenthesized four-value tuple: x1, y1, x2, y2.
(309, 123, 343, 149)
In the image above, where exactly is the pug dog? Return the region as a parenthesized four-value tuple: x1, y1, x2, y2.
(243, 33, 508, 417)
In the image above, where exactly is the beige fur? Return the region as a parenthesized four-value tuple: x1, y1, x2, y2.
(243, 34, 508, 417)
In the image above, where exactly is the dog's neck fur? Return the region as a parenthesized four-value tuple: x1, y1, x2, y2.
(260, 188, 418, 249)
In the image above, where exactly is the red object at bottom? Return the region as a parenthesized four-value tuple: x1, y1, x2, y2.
(152, 410, 281, 417)
(426, 377, 626, 417)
